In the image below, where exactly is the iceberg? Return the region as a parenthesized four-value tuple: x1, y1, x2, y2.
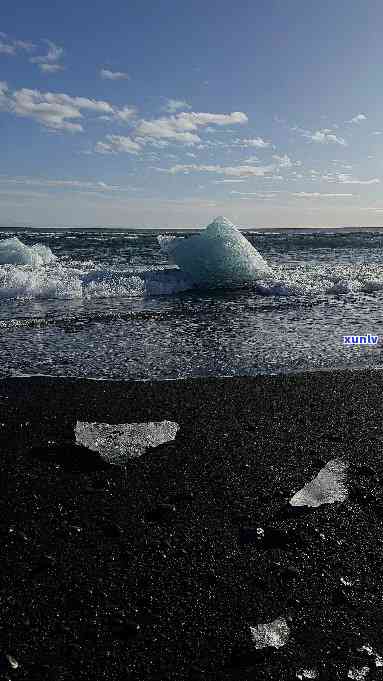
(0, 237, 56, 266)
(158, 216, 272, 288)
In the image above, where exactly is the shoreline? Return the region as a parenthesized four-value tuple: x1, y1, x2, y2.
(2, 368, 383, 680)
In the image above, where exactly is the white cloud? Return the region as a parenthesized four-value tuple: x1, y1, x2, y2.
(0, 34, 35, 56)
(133, 136, 168, 148)
(100, 68, 129, 80)
(322, 172, 380, 185)
(213, 179, 246, 183)
(232, 137, 270, 148)
(230, 191, 278, 199)
(307, 130, 347, 145)
(272, 154, 295, 168)
(113, 105, 137, 122)
(95, 134, 141, 154)
(292, 125, 347, 146)
(0, 83, 136, 132)
(0, 177, 129, 191)
(160, 163, 276, 177)
(30, 40, 64, 73)
(162, 99, 191, 113)
(347, 113, 367, 124)
(134, 111, 248, 145)
(291, 192, 355, 198)
(372, 131, 383, 135)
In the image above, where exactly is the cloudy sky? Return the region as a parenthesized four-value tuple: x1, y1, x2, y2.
(1, 0, 383, 228)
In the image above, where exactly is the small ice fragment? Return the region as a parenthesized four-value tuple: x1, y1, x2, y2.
(249, 616, 290, 649)
(6, 655, 19, 670)
(348, 666, 370, 680)
(75, 420, 179, 465)
(296, 670, 318, 680)
(358, 645, 383, 667)
(289, 458, 349, 508)
(340, 576, 353, 586)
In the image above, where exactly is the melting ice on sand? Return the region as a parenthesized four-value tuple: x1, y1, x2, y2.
(75, 420, 179, 465)
(249, 616, 290, 649)
(158, 216, 272, 288)
(289, 458, 349, 508)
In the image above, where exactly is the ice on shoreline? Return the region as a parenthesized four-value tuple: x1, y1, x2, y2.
(158, 216, 273, 288)
(290, 458, 349, 508)
(0, 237, 56, 266)
(75, 420, 179, 465)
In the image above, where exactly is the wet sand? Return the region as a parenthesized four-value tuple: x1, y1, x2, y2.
(1, 370, 383, 680)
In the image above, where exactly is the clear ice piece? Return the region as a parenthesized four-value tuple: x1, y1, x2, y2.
(75, 420, 179, 465)
(290, 458, 349, 508)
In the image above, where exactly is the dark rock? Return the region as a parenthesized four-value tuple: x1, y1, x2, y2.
(356, 464, 378, 477)
(27, 443, 111, 472)
(332, 587, 357, 608)
(238, 526, 263, 545)
(102, 522, 122, 538)
(145, 503, 176, 523)
(30, 554, 56, 576)
(110, 617, 141, 640)
(277, 502, 314, 519)
(277, 565, 300, 583)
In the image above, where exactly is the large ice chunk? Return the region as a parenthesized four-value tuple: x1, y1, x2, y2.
(158, 216, 272, 288)
(75, 420, 179, 465)
(290, 458, 349, 508)
(0, 237, 56, 266)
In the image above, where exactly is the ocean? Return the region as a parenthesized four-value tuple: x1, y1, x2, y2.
(0, 226, 383, 380)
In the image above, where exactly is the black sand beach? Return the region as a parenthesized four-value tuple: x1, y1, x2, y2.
(1, 370, 383, 680)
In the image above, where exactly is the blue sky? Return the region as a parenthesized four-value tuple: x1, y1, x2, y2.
(1, 0, 383, 228)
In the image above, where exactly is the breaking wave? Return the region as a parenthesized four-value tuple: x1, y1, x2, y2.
(0, 229, 383, 302)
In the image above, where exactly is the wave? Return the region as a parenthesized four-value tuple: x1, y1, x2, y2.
(0, 231, 383, 303)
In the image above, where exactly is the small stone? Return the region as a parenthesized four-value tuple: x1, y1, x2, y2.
(110, 618, 141, 639)
(102, 522, 122, 538)
(357, 464, 377, 477)
(145, 503, 176, 523)
(332, 587, 356, 608)
(31, 554, 56, 576)
(278, 565, 300, 582)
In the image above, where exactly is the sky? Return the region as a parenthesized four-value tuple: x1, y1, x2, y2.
(1, 0, 383, 229)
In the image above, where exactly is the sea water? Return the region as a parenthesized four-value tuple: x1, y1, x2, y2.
(0, 222, 383, 379)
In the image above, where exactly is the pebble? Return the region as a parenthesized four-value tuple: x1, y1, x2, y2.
(145, 503, 176, 523)
(110, 617, 141, 640)
(102, 522, 122, 538)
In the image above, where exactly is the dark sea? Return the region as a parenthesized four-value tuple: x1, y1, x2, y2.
(0, 227, 382, 380)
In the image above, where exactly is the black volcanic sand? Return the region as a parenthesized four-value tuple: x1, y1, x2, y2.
(1, 371, 383, 680)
